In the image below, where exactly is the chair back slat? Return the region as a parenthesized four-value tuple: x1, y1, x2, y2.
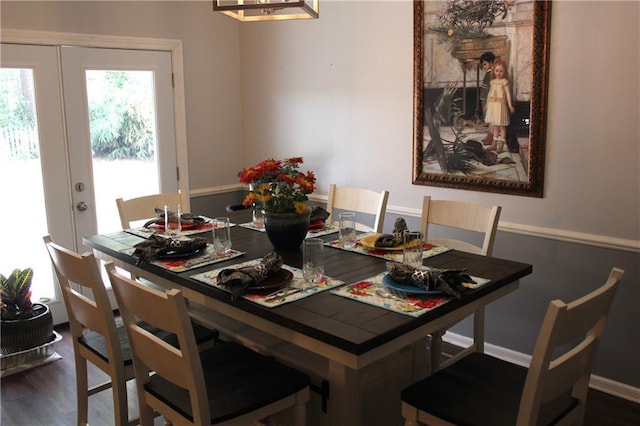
(420, 196, 501, 256)
(326, 183, 389, 233)
(116, 191, 188, 229)
(43, 236, 119, 342)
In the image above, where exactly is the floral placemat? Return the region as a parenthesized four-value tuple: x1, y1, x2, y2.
(331, 272, 489, 317)
(120, 245, 245, 272)
(190, 259, 345, 308)
(326, 232, 453, 262)
(239, 222, 339, 238)
(125, 217, 235, 238)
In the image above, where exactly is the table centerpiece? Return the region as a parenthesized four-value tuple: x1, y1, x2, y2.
(239, 157, 316, 250)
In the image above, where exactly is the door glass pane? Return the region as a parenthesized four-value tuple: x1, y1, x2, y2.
(85, 70, 160, 233)
(0, 68, 55, 302)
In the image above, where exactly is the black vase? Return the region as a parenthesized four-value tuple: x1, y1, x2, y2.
(264, 211, 310, 251)
(1, 303, 54, 355)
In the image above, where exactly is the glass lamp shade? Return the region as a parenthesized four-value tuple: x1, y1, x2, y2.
(212, 0, 319, 22)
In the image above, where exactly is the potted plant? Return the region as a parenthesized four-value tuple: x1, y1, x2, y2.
(238, 157, 316, 250)
(1, 268, 54, 355)
(429, 0, 511, 61)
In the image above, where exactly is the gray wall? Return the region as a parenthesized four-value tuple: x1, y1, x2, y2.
(2, 0, 638, 391)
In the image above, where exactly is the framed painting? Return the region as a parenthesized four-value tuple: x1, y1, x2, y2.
(412, 0, 552, 197)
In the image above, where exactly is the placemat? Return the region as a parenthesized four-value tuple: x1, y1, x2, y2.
(331, 272, 490, 317)
(239, 222, 339, 238)
(326, 232, 453, 262)
(191, 259, 345, 308)
(120, 245, 245, 272)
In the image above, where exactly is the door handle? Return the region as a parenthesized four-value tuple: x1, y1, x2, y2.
(76, 201, 89, 212)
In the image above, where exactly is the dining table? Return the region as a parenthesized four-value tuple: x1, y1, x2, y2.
(84, 209, 532, 426)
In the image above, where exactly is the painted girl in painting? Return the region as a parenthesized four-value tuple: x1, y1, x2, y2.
(484, 58, 515, 153)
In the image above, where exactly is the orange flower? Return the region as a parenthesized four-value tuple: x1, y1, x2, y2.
(238, 157, 315, 214)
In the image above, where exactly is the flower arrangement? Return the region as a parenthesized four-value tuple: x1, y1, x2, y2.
(238, 157, 316, 215)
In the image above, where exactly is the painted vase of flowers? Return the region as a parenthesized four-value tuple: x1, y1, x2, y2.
(238, 157, 316, 250)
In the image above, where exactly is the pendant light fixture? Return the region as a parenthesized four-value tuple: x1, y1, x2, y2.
(212, 0, 319, 22)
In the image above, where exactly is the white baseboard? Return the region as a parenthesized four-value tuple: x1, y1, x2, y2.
(443, 332, 640, 404)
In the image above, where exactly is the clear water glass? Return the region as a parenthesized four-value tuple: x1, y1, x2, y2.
(402, 231, 423, 268)
(339, 212, 357, 248)
(164, 203, 182, 236)
(212, 217, 232, 254)
(303, 238, 324, 285)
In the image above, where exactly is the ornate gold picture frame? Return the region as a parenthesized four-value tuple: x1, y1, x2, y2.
(412, 0, 551, 197)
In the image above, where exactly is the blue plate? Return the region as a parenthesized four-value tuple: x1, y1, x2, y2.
(382, 274, 443, 295)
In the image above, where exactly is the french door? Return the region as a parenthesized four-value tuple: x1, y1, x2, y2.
(1, 43, 179, 323)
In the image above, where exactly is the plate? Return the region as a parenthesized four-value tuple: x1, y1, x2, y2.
(360, 234, 420, 251)
(156, 247, 205, 260)
(382, 274, 443, 295)
(246, 269, 294, 292)
(148, 217, 211, 230)
(309, 220, 326, 230)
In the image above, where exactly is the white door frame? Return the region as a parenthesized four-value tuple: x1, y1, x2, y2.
(1, 29, 190, 206)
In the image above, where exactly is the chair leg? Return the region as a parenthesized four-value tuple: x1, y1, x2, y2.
(75, 355, 90, 426)
(110, 369, 130, 426)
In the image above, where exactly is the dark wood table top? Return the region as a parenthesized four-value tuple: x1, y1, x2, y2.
(84, 210, 532, 357)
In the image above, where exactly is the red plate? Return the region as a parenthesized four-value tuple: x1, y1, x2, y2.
(149, 220, 210, 230)
(309, 220, 326, 230)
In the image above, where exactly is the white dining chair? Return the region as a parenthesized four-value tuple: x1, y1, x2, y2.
(106, 262, 310, 426)
(115, 191, 189, 229)
(401, 267, 624, 426)
(420, 195, 502, 372)
(326, 183, 389, 233)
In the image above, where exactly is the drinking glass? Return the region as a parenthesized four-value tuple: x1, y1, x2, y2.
(402, 231, 423, 269)
(164, 203, 182, 236)
(252, 205, 265, 229)
(303, 238, 324, 285)
(339, 212, 357, 249)
(212, 217, 232, 254)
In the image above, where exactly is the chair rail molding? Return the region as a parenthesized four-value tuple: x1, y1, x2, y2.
(380, 204, 639, 253)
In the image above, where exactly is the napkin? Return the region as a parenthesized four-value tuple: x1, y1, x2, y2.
(132, 234, 208, 264)
(374, 218, 416, 247)
(216, 252, 283, 300)
(309, 206, 330, 223)
(385, 261, 476, 299)
(143, 209, 208, 229)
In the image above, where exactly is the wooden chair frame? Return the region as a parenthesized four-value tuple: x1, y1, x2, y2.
(326, 183, 389, 233)
(116, 191, 189, 229)
(43, 235, 134, 426)
(402, 267, 624, 426)
(420, 195, 502, 372)
(106, 263, 309, 426)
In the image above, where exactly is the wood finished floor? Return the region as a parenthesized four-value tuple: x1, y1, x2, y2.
(2, 324, 639, 425)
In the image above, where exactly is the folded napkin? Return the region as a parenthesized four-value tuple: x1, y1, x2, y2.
(217, 252, 283, 300)
(385, 261, 476, 299)
(132, 235, 208, 264)
(143, 209, 208, 229)
(374, 218, 417, 247)
(309, 206, 330, 223)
